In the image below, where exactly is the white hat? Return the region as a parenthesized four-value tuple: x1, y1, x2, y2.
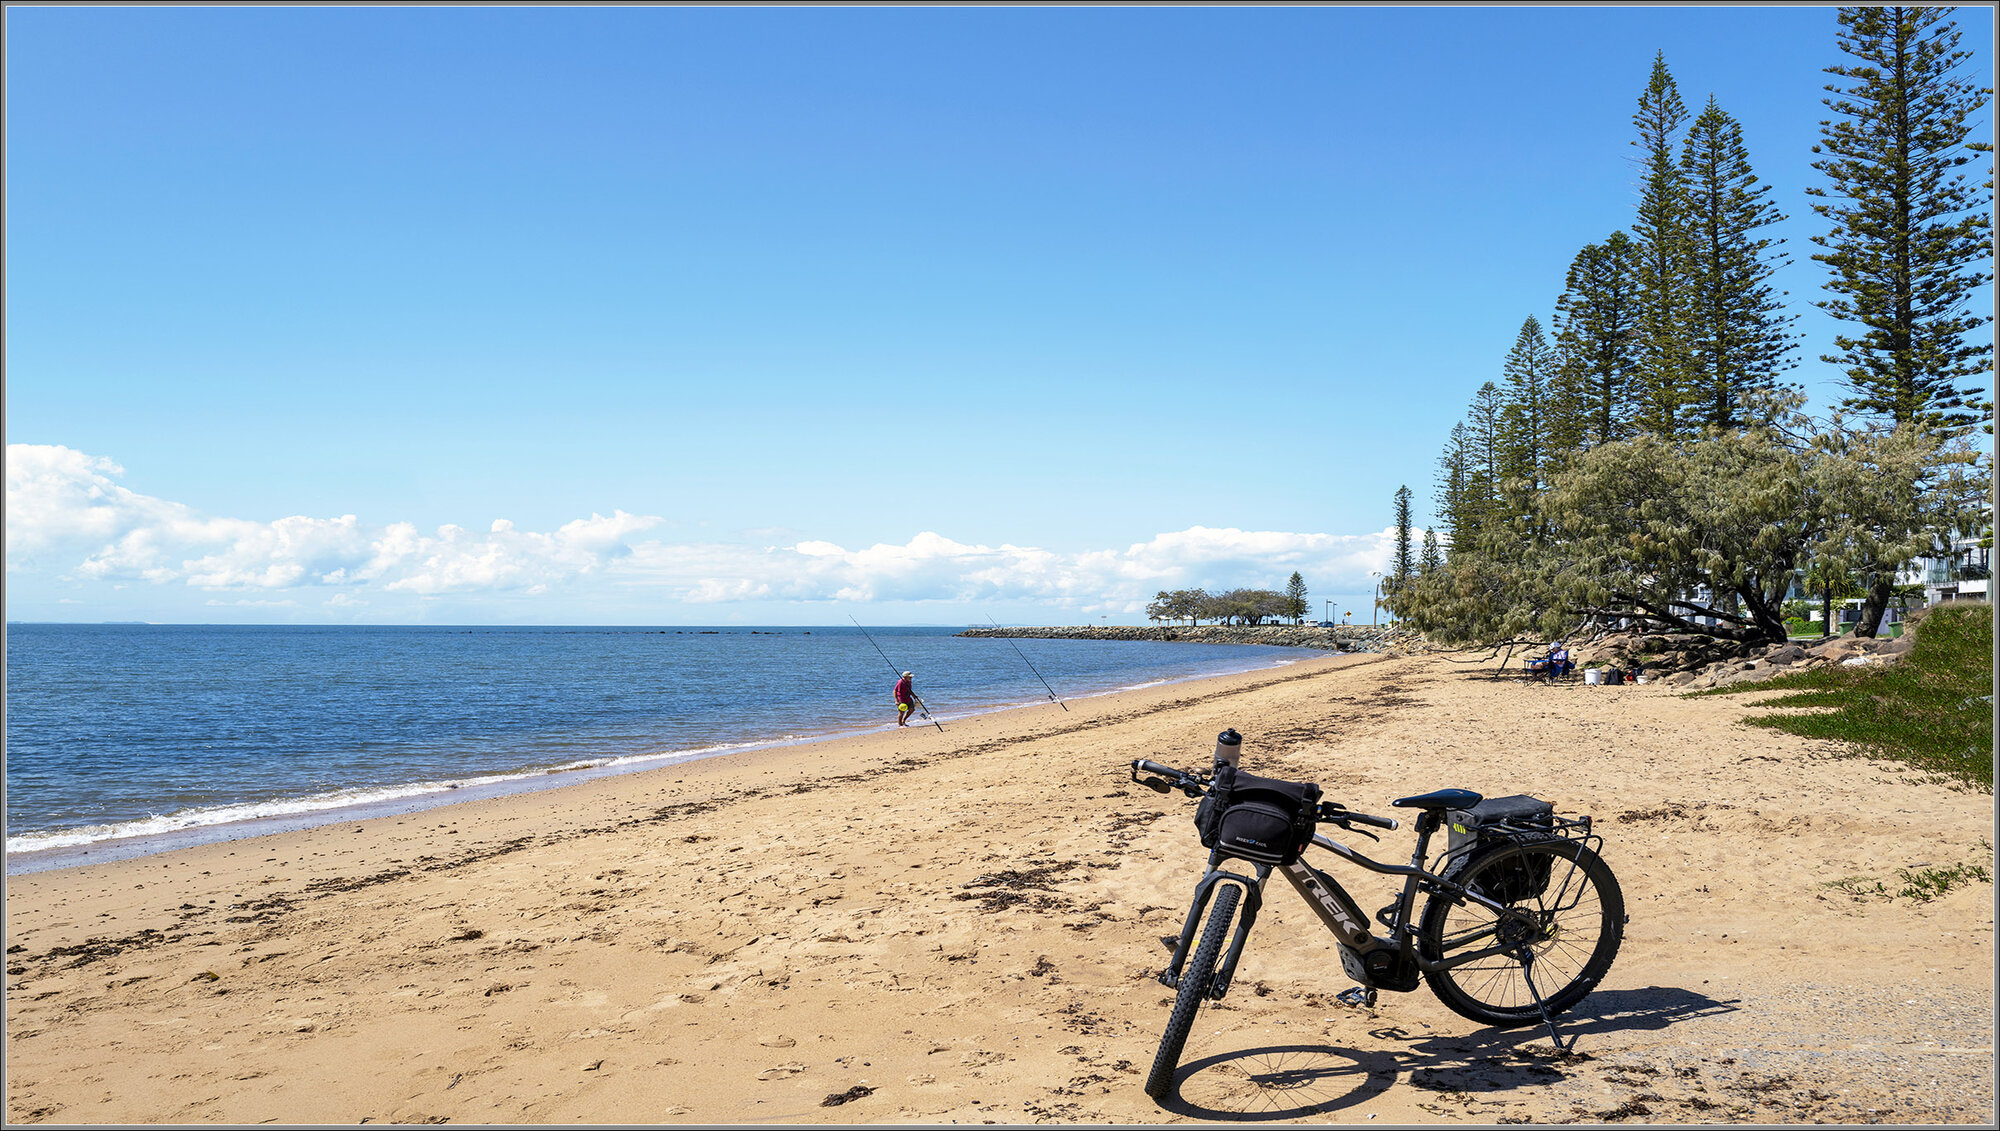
(902, 671, 913, 678)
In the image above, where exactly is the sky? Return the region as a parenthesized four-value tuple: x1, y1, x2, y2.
(6, 5, 1994, 626)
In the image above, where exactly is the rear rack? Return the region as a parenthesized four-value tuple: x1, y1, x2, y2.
(1432, 811, 1600, 874)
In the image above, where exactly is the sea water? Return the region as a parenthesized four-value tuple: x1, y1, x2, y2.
(4, 624, 1300, 872)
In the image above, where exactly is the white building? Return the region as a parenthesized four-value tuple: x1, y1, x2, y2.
(1912, 532, 1990, 607)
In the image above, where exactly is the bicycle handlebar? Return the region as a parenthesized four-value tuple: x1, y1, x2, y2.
(1322, 803, 1400, 832)
(1130, 759, 1401, 832)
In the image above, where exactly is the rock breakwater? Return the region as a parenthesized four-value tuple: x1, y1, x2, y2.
(957, 623, 1430, 654)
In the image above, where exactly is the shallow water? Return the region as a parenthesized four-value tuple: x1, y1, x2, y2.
(5, 623, 1299, 866)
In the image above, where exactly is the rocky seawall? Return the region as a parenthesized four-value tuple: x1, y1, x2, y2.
(956, 623, 1430, 654)
(1554, 602, 1958, 689)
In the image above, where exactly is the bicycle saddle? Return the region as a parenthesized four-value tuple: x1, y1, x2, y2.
(1391, 788, 1483, 810)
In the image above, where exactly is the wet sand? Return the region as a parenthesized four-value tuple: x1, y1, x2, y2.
(5, 650, 1993, 1124)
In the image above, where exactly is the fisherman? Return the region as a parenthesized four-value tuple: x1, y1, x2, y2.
(894, 670, 917, 727)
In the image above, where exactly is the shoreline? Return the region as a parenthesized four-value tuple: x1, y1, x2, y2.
(5, 644, 1314, 874)
(6, 650, 1990, 1125)
(960, 622, 1424, 652)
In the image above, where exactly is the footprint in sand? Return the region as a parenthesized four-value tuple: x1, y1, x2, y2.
(758, 1035, 797, 1048)
(757, 1062, 806, 1080)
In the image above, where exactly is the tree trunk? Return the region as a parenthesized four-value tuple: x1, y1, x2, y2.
(1822, 584, 1832, 637)
(1855, 576, 1893, 638)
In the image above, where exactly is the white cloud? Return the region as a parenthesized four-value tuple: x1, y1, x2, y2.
(6, 444, 660, 598)
(619, 525, 1398, 609)
(6, 444, 1404, 613)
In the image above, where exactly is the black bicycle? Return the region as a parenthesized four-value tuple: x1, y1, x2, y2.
(1131, 729, 1625, 1101)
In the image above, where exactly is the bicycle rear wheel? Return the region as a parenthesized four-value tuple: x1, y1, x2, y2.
(1144, 883, 1240, 1100)
(1418, 838, 1623, 1027)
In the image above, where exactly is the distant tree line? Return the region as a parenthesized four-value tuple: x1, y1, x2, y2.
(1149, 572, 1312, 625)
(1394, 7, 1991, 647)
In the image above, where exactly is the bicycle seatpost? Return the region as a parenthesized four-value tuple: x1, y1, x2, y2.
(1213, 728, 1242, 769)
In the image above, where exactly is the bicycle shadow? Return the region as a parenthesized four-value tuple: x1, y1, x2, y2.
(1156, 986, 1738, 1120)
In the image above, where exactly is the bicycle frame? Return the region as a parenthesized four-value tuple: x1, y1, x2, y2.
(1158, 812, 1549, 1000)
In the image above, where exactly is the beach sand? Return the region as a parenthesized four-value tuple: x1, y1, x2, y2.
(5, 651, 1993, 1125)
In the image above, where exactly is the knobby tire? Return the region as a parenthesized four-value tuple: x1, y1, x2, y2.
(1418, 838, 1624, 1027)
(1144, 883, 1241, 1100)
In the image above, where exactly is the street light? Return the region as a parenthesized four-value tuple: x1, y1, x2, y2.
(1371, 571, 1383, 627)
(1323, 600, 1331, 626)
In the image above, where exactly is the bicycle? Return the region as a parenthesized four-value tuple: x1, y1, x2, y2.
(1129, 729, 1626, 1101)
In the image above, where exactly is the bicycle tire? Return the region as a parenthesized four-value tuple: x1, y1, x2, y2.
(1418, 838, 1623, 1028)
(1144, 883, 1241, 1100)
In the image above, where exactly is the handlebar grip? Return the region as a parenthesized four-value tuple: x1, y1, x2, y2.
(1132, 759, 1179, 778)
(1351, 812, 1400, 831)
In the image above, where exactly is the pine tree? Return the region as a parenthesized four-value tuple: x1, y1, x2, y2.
(1435, 422, 1471, 558)
(1681, 96, 1799, 431)
(1551, 232, 1642, 448)
(1630, 53, 1700, 439)
(1498, 316, 1555, 501)
(1392, 485, 1414, 595)
(1808, 5, 1993, 436)
(1464, 382, 1506, 527)
(1419, 527, 1442, 575)
(1284, 571, 1309, 624)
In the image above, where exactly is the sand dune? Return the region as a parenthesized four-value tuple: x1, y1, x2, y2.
(6, 651, 1992, 1124)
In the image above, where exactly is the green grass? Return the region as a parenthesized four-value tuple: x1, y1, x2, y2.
(1784, 622, 1905, 640)
(1821, 848, 1993, 903)
(1695, 604, 1993, 790)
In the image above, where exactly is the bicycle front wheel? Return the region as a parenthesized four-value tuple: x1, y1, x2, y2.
(1145, 883, 1240, 1100)
(1418, 838, 1623, 1027)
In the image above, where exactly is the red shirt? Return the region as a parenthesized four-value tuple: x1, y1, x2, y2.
(894, 676, 913, 704)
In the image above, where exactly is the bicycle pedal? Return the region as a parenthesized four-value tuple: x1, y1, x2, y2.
(1335, 985, 1378, 1009)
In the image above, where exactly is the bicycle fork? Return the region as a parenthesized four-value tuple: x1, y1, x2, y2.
(1158, 862, 1267, 1000)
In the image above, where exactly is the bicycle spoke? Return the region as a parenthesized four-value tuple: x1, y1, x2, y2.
(1420, 840, 1624, 1027)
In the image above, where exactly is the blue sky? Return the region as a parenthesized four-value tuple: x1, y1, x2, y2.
(6, 5, 1993, 625)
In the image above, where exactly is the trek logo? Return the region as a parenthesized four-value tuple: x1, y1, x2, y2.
(1283, 860, 1370, 941)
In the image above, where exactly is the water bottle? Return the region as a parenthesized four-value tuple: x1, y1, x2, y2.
(1213, 727, 1242, 769)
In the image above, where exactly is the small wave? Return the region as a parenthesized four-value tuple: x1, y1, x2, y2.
(6, 646, 1309, 860)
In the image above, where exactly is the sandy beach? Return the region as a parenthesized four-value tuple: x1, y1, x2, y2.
(5, 650, 1993, 1125)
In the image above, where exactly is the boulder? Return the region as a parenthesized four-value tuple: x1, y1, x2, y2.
(1808, 637, 1863, 663)
(1765, 643, 1807, 665)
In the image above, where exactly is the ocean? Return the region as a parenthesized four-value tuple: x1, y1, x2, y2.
(4, 623, 1301, 872)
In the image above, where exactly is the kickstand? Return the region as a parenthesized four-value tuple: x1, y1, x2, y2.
(1517, 953, 1576, 1053)
(1335, 985, 1377, 1009)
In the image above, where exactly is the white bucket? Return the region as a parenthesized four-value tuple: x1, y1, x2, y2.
(1584, 668, 1603, 685)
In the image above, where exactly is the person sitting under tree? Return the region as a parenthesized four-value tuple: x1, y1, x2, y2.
(1546, 644, 1574, 683)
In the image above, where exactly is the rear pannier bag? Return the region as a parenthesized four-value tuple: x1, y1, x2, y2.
(1193, 763, 1321, 866)
(1444, 793, 1556, 903)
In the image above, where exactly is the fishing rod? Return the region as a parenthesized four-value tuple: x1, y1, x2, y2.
(850, 615, 944, 732)
(989, 617, 1067, 711)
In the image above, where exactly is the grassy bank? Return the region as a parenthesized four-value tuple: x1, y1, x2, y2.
(1698, 603, 1993, 790)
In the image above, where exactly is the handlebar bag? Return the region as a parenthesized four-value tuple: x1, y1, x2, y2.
(1194, 763, 1321, 866)
(1444, 794, 1555, 903)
